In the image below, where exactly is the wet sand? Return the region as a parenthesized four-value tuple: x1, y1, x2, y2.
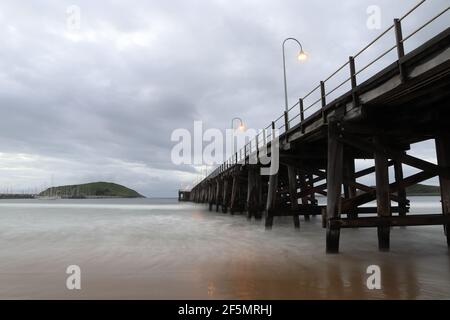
(0, 198, 449, 299)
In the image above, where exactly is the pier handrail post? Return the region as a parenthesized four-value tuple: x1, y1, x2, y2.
(284, 111, 289, 132)
(299, 98, 304, 122)
(256, 131, 260, 160)
(320, 81, 327, 123)
(271, 121, 276, 139)
(394, 18, 406, 82)
(349, 56, 357, 88)
(320, 81, 326, 107)
(394, 18, 405, 59)
(349, 56, 359, 108)
(299, 98, 305, 134)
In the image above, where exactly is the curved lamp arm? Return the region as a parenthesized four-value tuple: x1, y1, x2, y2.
(231, 117, 244, 130)
(283, 37, 303, 52)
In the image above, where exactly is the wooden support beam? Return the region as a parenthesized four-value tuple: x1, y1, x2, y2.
(268, 204, 325, 216)
(208, 183, 214, 211)
(350, 206, 406, 215)
(279, 158, 327, 178)
(255, 168, 263, 220)
(215, 179, 222, 212)
(329, 214, 450, 228)
(298, 173, 312, 220)
(339, 134, 449, 178)
(435, 134, 450, 246)
(222, 178, 229, 213)
(343, 154, 357, 218)
(311, 174, 326, 184)
(265, 121, 279, 229)
(246, 166, 261, 220)
(287, 165, 300, 228)
(299, 174, 309, 205)
(344, 179, 402, 203)
(326, 118, 343, 253)
(280, 152, 324, 160)
(307, 174, 316, 207)
(374, 136, 391, 251)
(297, 182, 327, 199)
(342, 170, 433, 211)
(394, 160, 408, 217)
(230, 171, 239, 215)
(265, 172, 278, 230)
(353, 162, 393, 179)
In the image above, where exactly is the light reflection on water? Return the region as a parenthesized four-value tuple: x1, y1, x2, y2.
(0, 197, 448, 299)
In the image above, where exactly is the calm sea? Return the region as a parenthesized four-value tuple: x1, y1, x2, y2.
(0, 197, 448, 299)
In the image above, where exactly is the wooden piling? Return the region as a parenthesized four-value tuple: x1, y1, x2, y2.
(287, 165, 300, 228)
(326, 118, 343, 253)
(374, 136, 391, 251)
(215, 179, 222, 212)
(246, 166, 257, 220)
(230, 169, 239, 215)
(394, 160, 408, 217)
(222, 178, 229, 213)
(208, 183, 214, 211)
(435, 134, 450, 246)
(344, 155, 357, 219)
(254, 167, 263, 220)
(265, 173, 278, 230)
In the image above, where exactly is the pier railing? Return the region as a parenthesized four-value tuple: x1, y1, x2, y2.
(195, 0, 449, 186)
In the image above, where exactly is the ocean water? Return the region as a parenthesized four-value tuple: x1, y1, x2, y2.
(0, 197, 448, 299)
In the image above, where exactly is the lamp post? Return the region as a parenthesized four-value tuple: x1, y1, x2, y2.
(282, 37, 307, 112)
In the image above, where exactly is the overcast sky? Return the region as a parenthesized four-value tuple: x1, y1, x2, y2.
(0, 0, 448, 197)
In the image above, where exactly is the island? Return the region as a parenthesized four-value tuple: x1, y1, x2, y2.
(39, 182, 145, 199)
(405, 183, 440, 196)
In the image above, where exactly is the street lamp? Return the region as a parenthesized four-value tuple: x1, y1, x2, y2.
(231, 117, 245, 132)
(282, 37, 307, 112)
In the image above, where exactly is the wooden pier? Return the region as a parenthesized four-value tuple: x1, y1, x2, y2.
(182, 4, 450, 253)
